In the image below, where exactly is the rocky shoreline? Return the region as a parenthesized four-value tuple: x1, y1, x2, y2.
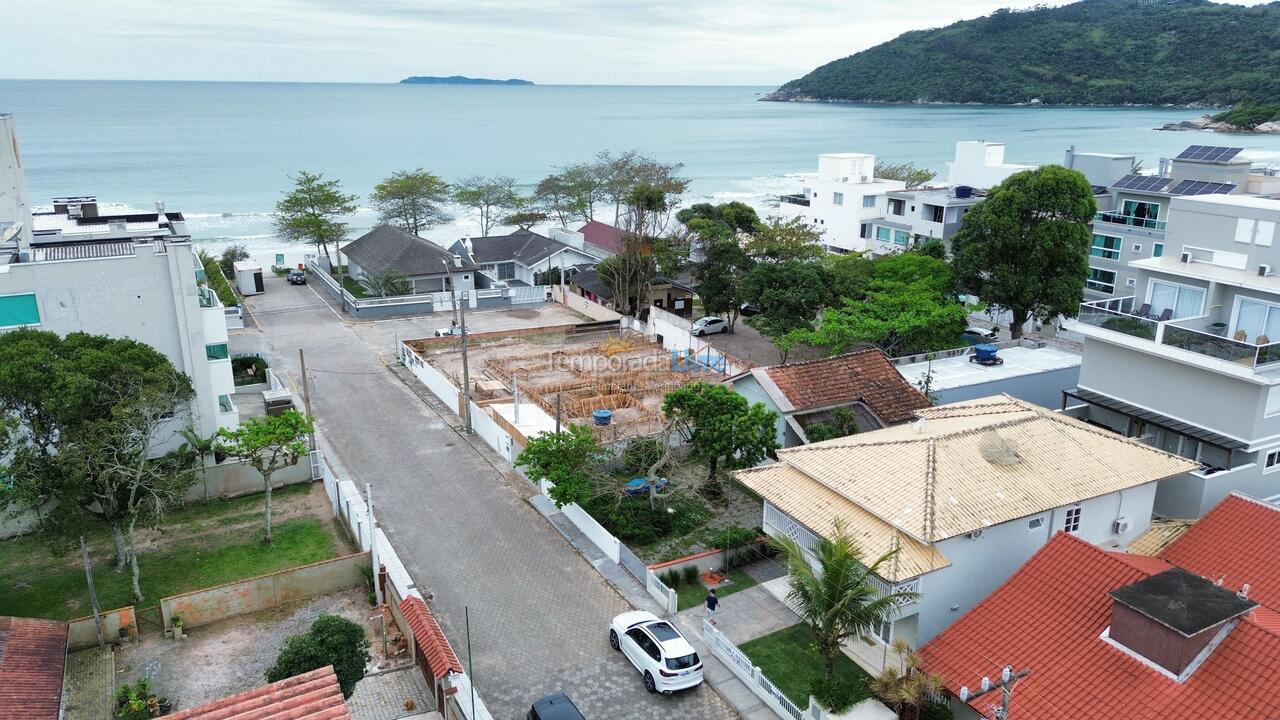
(1158, 115, 1280, 134)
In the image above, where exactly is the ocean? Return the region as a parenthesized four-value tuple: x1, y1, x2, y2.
(5, 80, 1280, 264)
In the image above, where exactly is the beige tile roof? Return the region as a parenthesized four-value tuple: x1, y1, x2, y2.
(742, 394, 1199, 547)
(738, 463, 950, 582)
(1126, 517, 1196, 556)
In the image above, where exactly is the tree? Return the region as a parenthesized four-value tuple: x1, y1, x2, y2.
(662, 382, 777, 484)
(773, 519, 918, 679)
(741, 260, 834, 361)
(746, 215, 826, 263)
(870, 639, 946, 720)
(874, 161, 937, 190)
(592, 150, 688, 226)
(695, 239, 754, 331)
(502, 209, 550, 229)
(179, 426, 217, 499)
(453, 175, 523, 236)
(825, 252, 875, 301)
(273, 171, 358, 265)
(515, 425, 611, 508)
(535, 164, 602, 226)
(266, 614, 370, 698)
(370, 169, 453, 236)
(803, 407, 859, 443)
(597, 183, 683, 317)
(364, 270, 412, 297)
(950, 166, 1094, 339)
(218, 244, 249, 279)
(676, 201, 761, 253)
(215, 410, 314, 544)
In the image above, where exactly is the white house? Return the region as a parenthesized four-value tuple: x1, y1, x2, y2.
(944, 141, 1035, 189)
(736, 395, 1197, 651)
(451, 228, 600, 287)
(775, 153, 907, 254)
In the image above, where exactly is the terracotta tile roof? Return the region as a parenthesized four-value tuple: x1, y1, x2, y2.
(577, 220, 625, 255)
(1160, 493, 1280, 610)
(163, 666, 350, 720)
(758, 395, 1198, 542)
(401, 595, 462, 680)
(919, 533, 1280, 720)
(0, 616, 67, 720)
(762, 349, 930, 422)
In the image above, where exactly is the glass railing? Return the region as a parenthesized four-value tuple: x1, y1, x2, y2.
(1161, 325, 1257, 364)
(197, 286, 218, 308)
(1076, 298, 1157, 340)
(779, 194, 811, 207)
(1094, 212, 1166, 231)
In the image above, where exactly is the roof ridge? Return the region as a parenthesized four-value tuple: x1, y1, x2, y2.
(764, 347, 886, 373)
(1227, 491, 1280, 514)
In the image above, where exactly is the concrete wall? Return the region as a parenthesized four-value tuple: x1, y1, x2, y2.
(555, 285, 622, 321)
(1154, 463, 1280, 518)
(935, 365, 1081, 410)
(648, 538, 770, 578)
(160, 552, 369, 631)
(67, 606, 136, 650)
(186, 459, 313, 502)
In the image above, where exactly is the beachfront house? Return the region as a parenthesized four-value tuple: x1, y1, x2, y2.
(450, 228, 600, 287)
(341, 224, 477, 295)
(1065, 191, 1280, 518)
(736, 395, 1197, 651)
(728, 349, 931, 448)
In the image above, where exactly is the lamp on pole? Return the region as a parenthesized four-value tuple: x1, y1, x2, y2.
(335, 240, 349, 314)
(443, 257, 473, 434)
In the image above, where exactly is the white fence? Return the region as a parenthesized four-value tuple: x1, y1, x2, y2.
(401, 344, 461, 412)
(703, 619, 811, 720)
(510, 285, 553, 304)
(646, 305, 750, 375)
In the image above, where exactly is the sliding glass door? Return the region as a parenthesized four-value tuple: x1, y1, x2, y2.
(1234, 297, 1280, 344)
(1147, 280, 1205, 319)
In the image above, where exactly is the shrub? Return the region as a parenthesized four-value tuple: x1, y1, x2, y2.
(219, 244, 250, 279)
(266, 614, 370, 698)
(580, 493, 707, 547)
(199, 251, 240, 307)
(920, 701, 955, 720)
(231, 355, 269, 385)
(682, 565, 701, 586)
(659, 569, 681, 588)
(1101, 316, 1155, 340)
(711, 525, 758, 550)
(621, 437, 664, 474)
(810, 675, 862, 714)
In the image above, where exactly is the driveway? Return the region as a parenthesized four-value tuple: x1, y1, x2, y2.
(238, 277, 736, 720)
(704, 320, 823, 367)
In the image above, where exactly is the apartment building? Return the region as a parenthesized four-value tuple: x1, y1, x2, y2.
(1065, 192, 1280, 518)
(868, 185, 983, 255)
(775, 153, 907, 253)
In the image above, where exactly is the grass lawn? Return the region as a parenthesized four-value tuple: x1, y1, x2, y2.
(0, 485, 341, 620)
(675, 568, 758, 611)
(739, 624, 873, 709)
(339, 274, 370, 298)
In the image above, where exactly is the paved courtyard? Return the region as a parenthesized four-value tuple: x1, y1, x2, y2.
(238, 277, 737, 719)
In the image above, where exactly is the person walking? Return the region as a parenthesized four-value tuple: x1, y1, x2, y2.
(704, 588, 719, 625)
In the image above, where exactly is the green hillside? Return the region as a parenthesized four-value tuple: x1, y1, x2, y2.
(765, 0, 1280, 106)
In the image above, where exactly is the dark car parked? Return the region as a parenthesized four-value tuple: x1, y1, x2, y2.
(528, 693, 585, 720)
(287, 269, 307, 285)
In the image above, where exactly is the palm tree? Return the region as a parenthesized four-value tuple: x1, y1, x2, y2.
(869, 639, 945, 720)
(179, 426, 217, 500)
(772, 518, 919, 679)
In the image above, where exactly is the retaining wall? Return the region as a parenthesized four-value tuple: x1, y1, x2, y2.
(67, 606, 136, 651)
(647, 537, 771, 578)
(187, 460, 312, 502)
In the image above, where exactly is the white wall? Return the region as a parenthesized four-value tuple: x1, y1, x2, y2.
(0, 115, 32, 246)
(945, 141, 1034, 189)
(401, 343, 461, 411)
(730, 374, 788, 447)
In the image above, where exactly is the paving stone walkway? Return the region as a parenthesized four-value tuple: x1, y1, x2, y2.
(63, 647, 114, 720)
(348, 667, 434, 720)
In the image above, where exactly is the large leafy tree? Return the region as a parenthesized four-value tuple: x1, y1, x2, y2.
(273, 171, 358, 265)
(598, 184, 687, 317)
(515, 425, 612, 508)
(950, 165, 1095, 339)
(746, 215, 826, 263)
(534, 163, 602, 226)
(370, 169, 453, 236)
(873, 160, 937, 190)
(662, 382, 777, 484)
(695, 239, 755, 331)
(773, 519, 918, 679)
(677, 201, 761, 252)
(741, 260, 834, 361)
(825, 252, 875, 300)
(592, 150, 688, 226)
(266, 614, 370, 698)
(216, 410, 314, 545)
(453, 175, 524, 236)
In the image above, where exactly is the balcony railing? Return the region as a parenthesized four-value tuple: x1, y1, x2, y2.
(197, 286, 219, 308)
(1075, 297, 1280, 369)
(779, 193, 810, 207)
(1094, 211, 1166, 231)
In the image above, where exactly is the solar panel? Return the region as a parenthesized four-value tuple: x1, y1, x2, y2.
(1113, 174, 1172, 192)
(1175, 145, 1243, 163)
(1168, 179, 1237, 196)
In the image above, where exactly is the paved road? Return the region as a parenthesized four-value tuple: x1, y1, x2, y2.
(237, 278, 736, 720)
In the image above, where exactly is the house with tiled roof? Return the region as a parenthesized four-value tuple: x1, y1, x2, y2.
(577, 220, 625, 256)
(0, 616, 67, 720)
(450, 228, 601, 287)
(165, 666, 352, 720)
(567, 266, 696, 319)
(736, 395, 1199, 652)
(919, 493, 1280, 719)
(728, 349, 931, 448)
(341, 225, 476, 295)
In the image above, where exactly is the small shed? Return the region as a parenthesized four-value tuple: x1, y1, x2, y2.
(233, 260, 265, 296)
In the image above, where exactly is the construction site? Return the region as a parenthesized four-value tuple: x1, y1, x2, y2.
(403, 329, 726, 442)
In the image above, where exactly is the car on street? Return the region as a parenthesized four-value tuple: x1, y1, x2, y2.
(962, 326, 999, 343)
(691, 316, 728, 337)
(527, 692, 586, 720)
(287, 269, 307, 285)
(434, 325, 462, 337)
(608, 610, 703, 694)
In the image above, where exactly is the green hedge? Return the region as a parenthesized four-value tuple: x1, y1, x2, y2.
(199, 251, 240, 307)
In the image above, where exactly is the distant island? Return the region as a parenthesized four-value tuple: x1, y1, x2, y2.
(763, 0, 1280, 107)
(400, 76, 533, 86)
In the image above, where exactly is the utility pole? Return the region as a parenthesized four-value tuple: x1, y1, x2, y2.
(335, 245, 348, 314)
(80, 537, 104, 648)
(367, 482, 382, 605)
(443, 257, 473, 434)
(960, 666, 1031, 720)
(299, 348, 316, 451)
(555, 392, 562, 434)
(465, 606, 476, 720)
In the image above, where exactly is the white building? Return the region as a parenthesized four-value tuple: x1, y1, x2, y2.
(737, 395, 1196, 650)
(945, 141, 1035, 189)
(776, 153, 907, 254)
(893, 341, 1081, 410)
(0, 116, 237, 442)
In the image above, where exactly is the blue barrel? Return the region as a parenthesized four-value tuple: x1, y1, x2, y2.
(974, 344, 999, 362)
(593, 409, 613, 426)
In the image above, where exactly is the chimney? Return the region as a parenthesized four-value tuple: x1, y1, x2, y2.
(1106, 568, 1256, 680)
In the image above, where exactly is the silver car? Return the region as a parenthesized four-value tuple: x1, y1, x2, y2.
(691, 316, 728, 337)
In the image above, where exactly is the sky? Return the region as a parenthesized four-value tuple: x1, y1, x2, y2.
(0, 0, 1271, 86)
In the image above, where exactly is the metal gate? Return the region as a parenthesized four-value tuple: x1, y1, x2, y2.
(618, 543, 648, 585)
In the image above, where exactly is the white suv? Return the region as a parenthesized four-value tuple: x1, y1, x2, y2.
(608, 611, 704, 694)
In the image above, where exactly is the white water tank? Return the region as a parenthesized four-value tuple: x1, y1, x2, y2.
(234, 260, 264, 296)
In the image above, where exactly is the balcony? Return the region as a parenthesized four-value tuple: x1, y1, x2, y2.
(779, 193, 810, 207)
(1094, 211, 1166, 231)
(197, 286, 219, 308)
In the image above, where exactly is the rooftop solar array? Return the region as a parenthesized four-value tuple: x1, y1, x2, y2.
(1113, 174, 1172, 193)
(1168, 179, 1237, 196)
(1175, 145, 1244, 163)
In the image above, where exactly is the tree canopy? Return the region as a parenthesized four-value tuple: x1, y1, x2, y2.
(370, 169, 453, 235)
(266, 614, 370, 698)
(453, 175, 524, 237)
(515, 425, 612, 508)
(662, 382, 777, 483)
(950, 165, 1095, 339)
(741, 260, 834, 360)
(216, 410, 314, 544)
(273, 171, 358, 264)
(694, 238, 754, 331)
(873, 161, 937, 190)
(745, 215, 826, 263)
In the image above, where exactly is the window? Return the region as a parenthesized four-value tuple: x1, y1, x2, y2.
(496, 263, 515, 280)
(833, 192, 844, 206)
(862, 195, 876, 208)
(1086, 268, 1116, 293)
(1027, 517, 1045, 531)
(205, 343, 229, 361)
(0, 293, 40, 329)
(859, 223, 870, 239)
(1265, 449, 1280, 472)
(1090, 234, 1122, 260)
(894, 230, 910, 247)
(217, 394, 235, 413)
(1148, 281, 1205, 320)
(666, 653, 700, 671)
(876, 226, 891, 242)
(1233, 297, 1280, 344)
(1064, 506, 1081, 533)
(1122, 199, 1160, 223)
(929, 205, 945, 223)
(1153, 243, 1164, 258)
(1132, 243, 1143, 253)
(888, 198, 906, 216)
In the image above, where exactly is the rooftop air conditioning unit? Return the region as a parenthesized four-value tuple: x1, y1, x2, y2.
(1113, 517, 1133, 534)
(1180, 251, 1192, 263)
(1260, 264, 1271, 277)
